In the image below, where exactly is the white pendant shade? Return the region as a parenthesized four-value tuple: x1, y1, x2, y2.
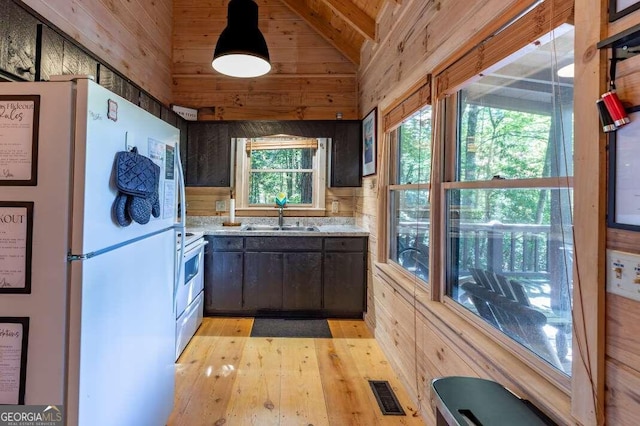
(212, 53, 271, 78)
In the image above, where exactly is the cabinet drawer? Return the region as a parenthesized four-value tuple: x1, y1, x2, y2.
(324, 237, 366, 252)
(210, 237, 244, 251)
(246, 237, 322, 251)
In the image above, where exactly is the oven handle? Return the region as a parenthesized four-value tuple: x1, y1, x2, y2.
(183, 239, 208, 258)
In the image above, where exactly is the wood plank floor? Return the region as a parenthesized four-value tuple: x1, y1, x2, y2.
(168, 318, 426, 426)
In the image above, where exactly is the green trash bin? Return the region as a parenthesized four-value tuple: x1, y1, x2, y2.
(431, 377, 557, 425)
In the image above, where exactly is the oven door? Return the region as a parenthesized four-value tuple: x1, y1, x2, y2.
(176, 238, 206, 319)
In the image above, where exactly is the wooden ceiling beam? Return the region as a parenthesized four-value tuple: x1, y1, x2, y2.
(279, 0, 361, 64)
(320, 0, 376, 41)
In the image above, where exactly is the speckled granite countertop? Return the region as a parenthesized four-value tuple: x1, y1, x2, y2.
(186, 216, 369, 237)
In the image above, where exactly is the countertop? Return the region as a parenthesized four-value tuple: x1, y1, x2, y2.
(187, 224, 369, 237)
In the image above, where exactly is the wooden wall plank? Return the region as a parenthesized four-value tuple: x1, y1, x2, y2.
(607, 293, 640, 370)
(357, 0, 604, 424)
(605, 359, 640, 426)
(185, 186, 355, 217)
(21, 0, 173, 104)
(172, 0, 358, 121)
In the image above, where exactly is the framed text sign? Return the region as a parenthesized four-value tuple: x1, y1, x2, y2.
(0, 317, 29, 404)
(0, 202, 33, 293)
(608, 108, 640, 230)
(0, 95, 40, 186)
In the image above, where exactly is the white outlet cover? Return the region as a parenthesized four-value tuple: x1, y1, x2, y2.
(215, 200, 226, 212)
(606, 249, 640, 302)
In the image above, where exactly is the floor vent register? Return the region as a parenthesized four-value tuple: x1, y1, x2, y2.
(368, 380, 406, 416)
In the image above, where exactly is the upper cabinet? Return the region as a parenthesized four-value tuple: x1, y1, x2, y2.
(331, 121, 361, 187)
(186, 122, 231, 187)
(184, 120, 361, 188)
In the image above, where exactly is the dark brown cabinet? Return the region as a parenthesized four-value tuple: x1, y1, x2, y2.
(324, 237, 367, 314)
(204, 236, 244, 314)
(184, 120, 362, 188)
(186, 122, 231, 186)
(244, 252, 283, 310)
(205, 235, 366, 317)
(283, 252, 322, 310)
(331, 121, 361, 187)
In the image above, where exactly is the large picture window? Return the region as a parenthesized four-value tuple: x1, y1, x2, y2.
(388, 106, 432, 282)
(444, 24, 574, 375)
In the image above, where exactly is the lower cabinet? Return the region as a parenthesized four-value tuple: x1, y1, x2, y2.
(205, 251, 243, 312)
(244, 252, 283, 310)
(324, 252, 366, 314)
(204, 235, 367, 317)
(283, 252, 322, 310)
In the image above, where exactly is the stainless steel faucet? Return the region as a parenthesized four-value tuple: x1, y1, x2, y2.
(278, 206, 284, 228)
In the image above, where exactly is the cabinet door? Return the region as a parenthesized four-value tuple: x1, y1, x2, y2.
(283, 252, 322, 310)
(205, 251, 243, 313)
(324, 252, 365, 314)
(331, 121, 361, 187)
(244, 252, 283, 310)
(186, 122, 230, 186)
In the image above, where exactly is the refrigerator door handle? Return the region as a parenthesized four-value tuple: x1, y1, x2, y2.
(174, 142, 186, 301)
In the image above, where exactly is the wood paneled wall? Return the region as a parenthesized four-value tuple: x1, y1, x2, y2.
(172, 0, 358, 120)
(19, 0, 174, 105)
(355, 0, 608, 424)
(185, 186, 356, 218)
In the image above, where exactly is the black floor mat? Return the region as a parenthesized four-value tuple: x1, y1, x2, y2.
(250, 318, 332, 338)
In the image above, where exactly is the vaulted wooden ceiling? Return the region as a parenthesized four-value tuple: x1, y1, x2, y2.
(172, 0, 386, 121)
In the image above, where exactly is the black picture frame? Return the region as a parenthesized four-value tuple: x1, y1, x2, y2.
(0, 201, 34, 294)
(362, 107, 377, 177)
(608, 106, 640, 230)
(609, 0, 640, 21)
(0, 317, 29, 404)
(0, 95, 40, 186)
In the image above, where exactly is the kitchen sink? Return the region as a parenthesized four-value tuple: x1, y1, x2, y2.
(280, 226, 319, 231)
(241, 225, 319, 232)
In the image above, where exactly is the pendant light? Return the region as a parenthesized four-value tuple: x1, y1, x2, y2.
(212, 0, 271, 78)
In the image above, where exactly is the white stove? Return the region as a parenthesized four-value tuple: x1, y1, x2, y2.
(175, 230, 206, 360)
(177, 230, 204, 248)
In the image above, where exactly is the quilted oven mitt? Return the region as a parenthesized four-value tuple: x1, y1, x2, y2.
(112, 147, 161, 226)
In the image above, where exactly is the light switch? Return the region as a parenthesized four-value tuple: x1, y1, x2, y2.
(606, 249, 640, 302)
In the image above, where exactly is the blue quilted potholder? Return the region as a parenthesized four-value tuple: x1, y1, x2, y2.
(115, 147, 159, 197)
(112, 147, 161, 226)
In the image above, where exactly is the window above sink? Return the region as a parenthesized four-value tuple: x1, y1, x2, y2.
(234, 135, 327, 213)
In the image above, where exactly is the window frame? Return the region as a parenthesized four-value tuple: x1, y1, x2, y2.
(379, 78, 433, 286)
(234, 136, 327, 213)
(434, 14, 575, 391)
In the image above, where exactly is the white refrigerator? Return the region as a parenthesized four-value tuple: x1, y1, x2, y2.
(0, 77, 181, 426)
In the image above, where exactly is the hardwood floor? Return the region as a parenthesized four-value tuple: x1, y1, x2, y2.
(168, 317, 426, 425)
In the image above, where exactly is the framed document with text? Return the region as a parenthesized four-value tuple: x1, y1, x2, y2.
(0, 317, 29, 404)
(0, 202, 33, 293)
(0, 95, 40, 186)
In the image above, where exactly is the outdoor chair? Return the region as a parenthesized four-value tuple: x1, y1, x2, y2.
(461, 281, 564, 371)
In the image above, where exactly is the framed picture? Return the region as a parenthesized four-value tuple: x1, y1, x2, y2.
(0, 317, 29, 404)
(610, 0, 640, 21)
(362, 107, 377, 177)
(0, 95, 40, 186)
(0, 201, 34, 294)
(608, 107, 640, 230)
